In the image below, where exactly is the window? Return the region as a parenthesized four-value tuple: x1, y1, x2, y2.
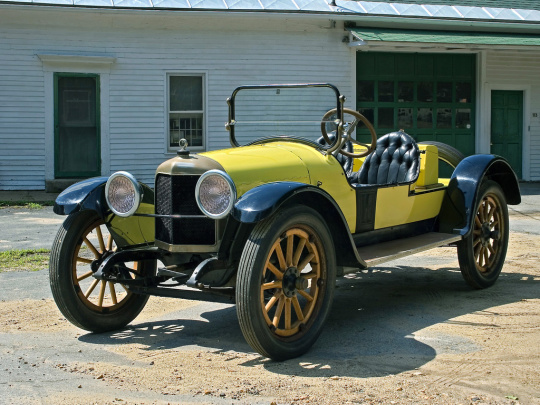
(168, 74, 204, 151)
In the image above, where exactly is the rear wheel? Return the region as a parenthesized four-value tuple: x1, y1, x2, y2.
(457, 180, 509, 289)
(236, 206, 336, 360)
(49, 210, 156, 332)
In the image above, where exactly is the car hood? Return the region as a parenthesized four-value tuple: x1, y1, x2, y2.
(157, 141, 355, 228)
(200, 143, 310, 196)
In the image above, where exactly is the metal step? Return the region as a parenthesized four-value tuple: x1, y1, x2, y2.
(357, 232, 462, 267)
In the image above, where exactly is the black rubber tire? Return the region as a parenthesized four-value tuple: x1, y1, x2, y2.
(236, 206, 336, 360)
(49, 210, 156, 332)
(457, 180, 509, 289)
(418, 141, 465, 168)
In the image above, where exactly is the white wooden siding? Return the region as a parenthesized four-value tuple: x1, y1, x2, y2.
(4, 7, 539, 189)
(0, 8, 353, 189)
(485, 50, 540, 180)
(0, 40, 45, 189)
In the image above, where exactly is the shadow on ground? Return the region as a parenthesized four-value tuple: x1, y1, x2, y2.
(78, 264, 538, 378)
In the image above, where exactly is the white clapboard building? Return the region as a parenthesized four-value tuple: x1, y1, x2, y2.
(1, 0, 539, 190)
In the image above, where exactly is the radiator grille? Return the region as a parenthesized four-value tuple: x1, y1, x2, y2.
(155, 174, 216, 245)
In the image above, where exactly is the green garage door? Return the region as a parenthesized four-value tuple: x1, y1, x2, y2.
(356, 52, 476, 158)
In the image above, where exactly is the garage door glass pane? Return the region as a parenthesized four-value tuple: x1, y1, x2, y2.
(417, 108, 433, 129)
(418, 82, 434, 102)
(378, 81, 394, 102)
(398, 81, 413, 103)
(357, 81, 374, 102)
(437, 82, 452, 102)
(359, 108, 374, 124)
(378, 108, 393, 128)
(398, 108, 413, 129)
(456, 82, 472, 103)
(456, 108, 471, 129)
(437, 108, 452, 128)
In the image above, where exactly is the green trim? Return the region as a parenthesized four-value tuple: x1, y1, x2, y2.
(350, 28, 540, 47)
(54, 73, 101, 178)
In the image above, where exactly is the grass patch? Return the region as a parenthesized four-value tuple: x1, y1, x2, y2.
(0, 249, 51, 272)
(0, 201, 54, 209)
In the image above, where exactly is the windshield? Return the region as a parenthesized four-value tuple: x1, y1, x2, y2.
(227, 84, 342, 147)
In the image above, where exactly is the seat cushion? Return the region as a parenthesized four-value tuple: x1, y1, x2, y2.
(354, 131, 420, 185)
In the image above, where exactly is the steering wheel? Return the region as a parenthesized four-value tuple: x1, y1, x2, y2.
(320, 108, 377, 158)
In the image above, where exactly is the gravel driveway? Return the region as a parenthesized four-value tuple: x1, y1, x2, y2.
(0, 185, 539, 404)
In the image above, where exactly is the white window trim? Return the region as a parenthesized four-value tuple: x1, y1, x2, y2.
(165, 72, 208, 154)
(37, 53, 116, 68)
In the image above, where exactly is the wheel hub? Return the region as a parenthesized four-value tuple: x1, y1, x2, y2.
(480, 222, 491, 246)
(282, 267, 307, 298)
(90, 250, 111, 273)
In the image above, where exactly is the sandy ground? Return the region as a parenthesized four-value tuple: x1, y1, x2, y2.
(1, 229, 539, 405)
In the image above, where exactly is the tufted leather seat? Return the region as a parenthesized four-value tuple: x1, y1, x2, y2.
(351, 131, 420, 185)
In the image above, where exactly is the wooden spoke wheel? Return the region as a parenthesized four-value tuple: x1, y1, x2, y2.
(457, 180, 509, 289)
(472, 194, 505, 272)
(73, 219, 136, 312)
(50, 211, 156, 332)
(261, 228, 322, 337)
(236, 206, 336, 361)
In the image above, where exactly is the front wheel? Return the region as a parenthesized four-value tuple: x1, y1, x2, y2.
(457, 180, 509, 289)
(49, 210, 156, 332)
(236, 206, 336, 360)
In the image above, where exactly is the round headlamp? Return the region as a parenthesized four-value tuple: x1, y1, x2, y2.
(195, 170, 236, 219)
(105, 171, 142, 217)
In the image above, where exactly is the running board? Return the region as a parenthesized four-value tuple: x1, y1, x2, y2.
(356, 232, 462, 268)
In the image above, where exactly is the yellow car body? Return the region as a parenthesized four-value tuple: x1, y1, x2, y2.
(51, 83, 521, 361)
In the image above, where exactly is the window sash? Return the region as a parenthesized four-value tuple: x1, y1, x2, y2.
(168, 74, 205, 151)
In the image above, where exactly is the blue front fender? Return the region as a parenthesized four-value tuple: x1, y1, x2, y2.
(230, 181, 366, 268)
(53, 177, 109, 216)
(232, 182, 326, 223)
(53, 176, 155, 248)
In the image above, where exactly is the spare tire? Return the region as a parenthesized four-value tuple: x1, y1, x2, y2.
(418, 141, 465, 169)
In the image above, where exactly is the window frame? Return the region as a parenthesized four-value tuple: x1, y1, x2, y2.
(166, 72, 207, 153)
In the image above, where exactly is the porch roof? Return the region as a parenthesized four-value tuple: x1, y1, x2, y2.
(349, 27, 540, 48)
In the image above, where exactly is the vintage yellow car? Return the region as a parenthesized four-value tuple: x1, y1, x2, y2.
(50, 83, 520, 360)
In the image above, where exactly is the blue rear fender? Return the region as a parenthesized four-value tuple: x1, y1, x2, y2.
(438, 155, 521, 237)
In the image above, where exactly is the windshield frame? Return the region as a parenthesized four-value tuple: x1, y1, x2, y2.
(225, 83, 345, 151)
